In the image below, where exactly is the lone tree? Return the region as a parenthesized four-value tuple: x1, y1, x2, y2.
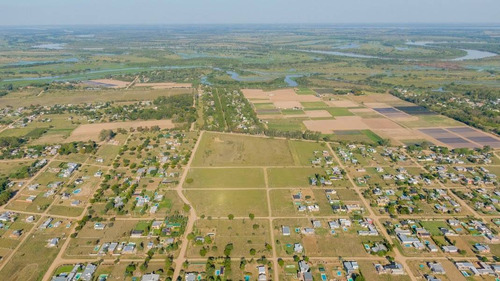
(228, 214, 234, 220)
(99, 129, 116, 141)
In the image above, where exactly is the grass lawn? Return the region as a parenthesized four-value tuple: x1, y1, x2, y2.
(185, 190, 269, 217)
(184, 168, 266, 188)
(419, 220, 449, 236)
(267, 167, 324, 187)
(192, 132, 295, 167)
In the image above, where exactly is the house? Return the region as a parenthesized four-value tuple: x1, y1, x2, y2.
(185, 273, 197, 281)
(375, 263, 405, 275)
(312, 220, 321, 228)
(428, 262, 445, 274)
(427, 243, 438, 252)
(257, 265, 267, 281)
(474, 243, 490, 253)
(141, 273, 160, 281)
(151, 221, 163, 230)
(328, 221, 340, 229)
(282, 226, 291, 236)
(80, 263, 97, 281)
(10, 229, 22, 238)
(455, 261, 494, 276)
(442, 245, 458, 253)
(339, 218, 351, 227)
(397, 233, 419, 245)
(131, 230, 143, 238)
(298, 260, 310, 273)
(94, 222, 106, 230)
(302, 228, 314, 235)
(303, 272, 313, 281)
(344, 261, 359, 274)
(294, 243, 303, 253)
(0, 212, 17, 222)
(47, 237, 59, 247)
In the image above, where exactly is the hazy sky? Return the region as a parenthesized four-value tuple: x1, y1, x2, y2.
(1, 0, 499, 26)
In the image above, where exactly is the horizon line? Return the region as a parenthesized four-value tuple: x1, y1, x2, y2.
(1, 22, 500, 28)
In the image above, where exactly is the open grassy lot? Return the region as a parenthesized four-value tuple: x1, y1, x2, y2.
(93, 144, 122, 166)
(185, 190, 269, 217)
(0, 160, 35, 178)
(191, 132, 295, 167)
(184, 168, 266, 188)
(187, 219, 271, 258)
(287, 140, 327, 166)
(47, 205, 85, 217)
(267, 168, 324, 187)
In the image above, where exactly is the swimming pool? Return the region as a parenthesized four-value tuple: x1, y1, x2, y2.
(73, 188, 81, 194)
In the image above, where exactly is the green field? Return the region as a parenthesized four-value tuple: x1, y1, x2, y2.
(185, 189, 269, 217)
(295, 88, 316, 95)
(267, 167, 324, 187)
(300, 101, 329, 109)
(191, 132, 295, 167)
(184, 168, 266, 188)
(287, 140, 327, 166)
(325, 107, 355, 116)
(266, 118, 306, 132)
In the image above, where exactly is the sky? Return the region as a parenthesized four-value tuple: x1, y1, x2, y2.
(0, 0, 499, 26)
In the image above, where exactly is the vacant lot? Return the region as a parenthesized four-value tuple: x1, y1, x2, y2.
(191, 132, 295, 167)
(267, 167, 324, 187)
(185, 190, 268, 217)
(184, 168, 266, 188)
